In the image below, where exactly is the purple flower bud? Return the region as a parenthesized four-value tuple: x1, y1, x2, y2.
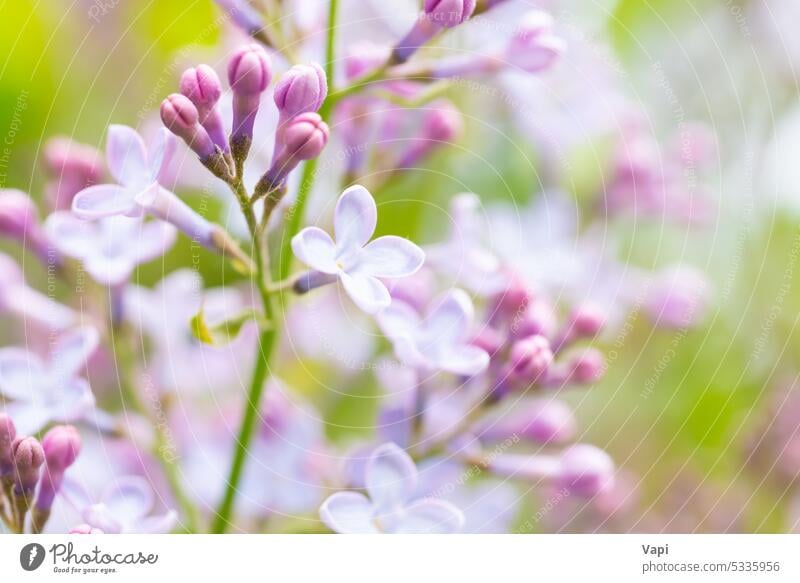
(424, 0, 477, 28)
(0, 413, 17, 474)
(274, 63, 327, 121)
(506, 11, 566, 73)
(480, 398, 576, 444)
(0, 190, 50, 263)
(43, 137, 103, 210)
(645, 266, 710, 329)
(160, 93, 216, 160)
(12, 436, 44, 494)
(552, 303, 606, 351)
(470, 326, 505, 359)
(513, 298, 557, 339)
(36, 425, 81, 511)
(488, 275, 530, 323)
(258, 112, 329, 194)
(558, 444, 614, 497)
(180, 65, 229, 152)
(228, 44, 272, 141)
(398, 101, 463, 167)
(42, 425, 81, 472)
(568, 348, 605, 385)
(509, 335, 554, 380)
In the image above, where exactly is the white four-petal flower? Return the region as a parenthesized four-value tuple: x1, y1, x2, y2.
(45, 213, 176, 286)
(71, 125, 175, 219)
(320, 443, 464, 534)
(292, 185, 425, 314)
(0, 327, 99, 434)
(81, 476, 178, 534)
(377, 289, 490, 376)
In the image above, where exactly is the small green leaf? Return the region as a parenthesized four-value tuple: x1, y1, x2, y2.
(190, 306, 268, 346)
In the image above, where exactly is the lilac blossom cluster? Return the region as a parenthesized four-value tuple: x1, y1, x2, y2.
(0, 0, 715, 534)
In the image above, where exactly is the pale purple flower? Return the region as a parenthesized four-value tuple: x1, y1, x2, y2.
(377, 289, 489, 375)
(425, 193, 508, 295)
(0, 252, 76, 331)
(505, 11, 566, 74)
(70, 126, 224, 250)
(71, 125, 174, 219)
(643, 265, 710, 329)
(82, 476, 177, 534)
(292, 185, 425, 314)
(45, 213, 176, 286)
(0, 327, 98, 435)
(320, 442, 465, 533)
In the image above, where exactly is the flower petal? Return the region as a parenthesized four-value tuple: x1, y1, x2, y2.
(44, 212, 97, 259)
(101, 477, 154, 525)
(129, 220, 178, 264)
(376, 300, 421, 339)
(106, 125, 149, 188)
(84, 254, 135, 287)
(135, 510, 178, 534)
(436, 344, 490, 376)
(71, 184, 139, 219)
(319, 491, 379, 534)
(0, 348, 44, 401)
(83, 503, 124, 534)
(334, 185, 377, 253)
(359, 236, 425, 278)
(147, 128, 176, 184)
(291, 227, 339, 274)
(392, 498, 465, 534)
(45, 377, 96, 423)
(3, 402, 54, 436)
(340, 272, 391, 314)
(365, 443, 417, 513)
(50, 327, 100, 380)
(423, 289, 474, 347)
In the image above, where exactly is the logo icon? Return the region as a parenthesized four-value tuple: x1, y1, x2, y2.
(20, 543, 46, 571)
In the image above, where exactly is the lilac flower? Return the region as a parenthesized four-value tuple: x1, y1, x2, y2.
(43, 136, 103, 211)
(505, 11, 566, 74)
(320, 443, 464, 533)
(0, 327, 98, 435)
(0, 252, 76, 331)
(0, 189, 51, 263)
(292, 185, 425, 314)
(71, 125, 173, 219)
(70, 125, 236, 255)
(45, 213, 176, 286)
(377, 289, 489, 375)
(425, 192, 508, 295)
(82, 476, 177, 534)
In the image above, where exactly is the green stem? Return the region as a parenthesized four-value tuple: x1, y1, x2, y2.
(212, 177, 277, 533)
(112, 327, 200, 533)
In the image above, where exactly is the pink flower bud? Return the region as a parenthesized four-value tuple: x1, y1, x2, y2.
(37, 425, 81, 511)
(507, 11, 566, 73)
(513, 298, 558, 339)
(274, 63, 327, 120)
(424, 0, 477, 28)
(43, 137, 103, 210)
(42, 425, 81, 471)
(180, 65, 228, 152)
(12, 435, 44, 493)
(568, 348, 605, 384)
(228, 44, 272, 140)
(470, 326, 505, 359)
(0, 413, 17, 472)
(0, 189, 47, 251)
(558, 444, 615, 497)
(488, 274, 530, 323)
(160, 93, 216, 159)
(509, 334, 553, 380)
(260, 113, 329, 191)
(480, 398, 576, 444)
(553, 303, 606, 351)
(645, 266, 710, 330)
(281, 112, 330, 161)
(423, 100, 463, 142)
